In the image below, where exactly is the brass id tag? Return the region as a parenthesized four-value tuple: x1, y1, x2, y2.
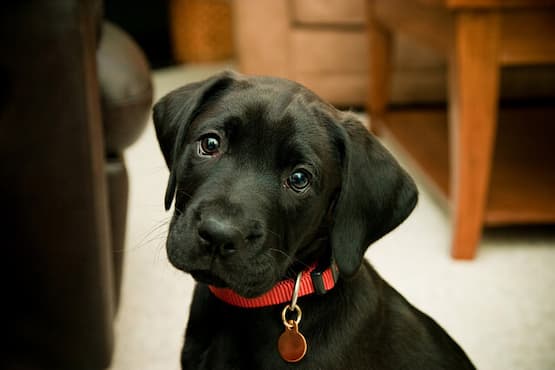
(278, 320, 307, 363)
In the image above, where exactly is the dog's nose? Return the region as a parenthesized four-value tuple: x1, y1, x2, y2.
(197, 217, 244, 257)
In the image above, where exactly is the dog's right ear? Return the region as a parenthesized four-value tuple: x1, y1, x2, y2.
(152, 70, 236, 210)
(330, 115, 418, 278)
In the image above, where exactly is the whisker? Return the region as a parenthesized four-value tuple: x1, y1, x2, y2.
(264, 227, 281, 240)
(177, 189, 194, 200)
(268, 248, 309, 269)
(244, 217, 281, 241)
(268, 248, 292, 261)
(116, 216, 171, 253)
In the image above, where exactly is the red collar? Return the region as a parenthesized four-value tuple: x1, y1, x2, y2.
(208, 262, 339, 308)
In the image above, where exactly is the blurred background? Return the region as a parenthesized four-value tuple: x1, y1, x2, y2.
(1, 0, 554, 369)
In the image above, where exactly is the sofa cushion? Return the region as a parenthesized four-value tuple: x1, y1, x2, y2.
(292, 29, 367, 74)
(97, 22, 152, 154)
(290, 29, 447, 106)
(292, 0, 365, 26)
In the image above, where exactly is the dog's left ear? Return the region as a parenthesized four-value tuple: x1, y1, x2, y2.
(331, 115, 418, 277)
(152, 70, 236, 210)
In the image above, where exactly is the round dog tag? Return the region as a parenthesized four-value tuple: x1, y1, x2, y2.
(278, 320, 307, 363)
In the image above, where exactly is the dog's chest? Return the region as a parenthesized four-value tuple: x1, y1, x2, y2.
(182, 314, 333, 370)
(184, 340, 329, 370)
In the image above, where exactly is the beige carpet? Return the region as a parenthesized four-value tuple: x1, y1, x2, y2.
(109, 64, 555, 370)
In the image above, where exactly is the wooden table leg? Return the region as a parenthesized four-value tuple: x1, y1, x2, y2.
(367, 0, 393, 136)
(449, 11, 500, 259)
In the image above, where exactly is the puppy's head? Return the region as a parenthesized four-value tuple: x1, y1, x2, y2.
(154, 71, 417, 297)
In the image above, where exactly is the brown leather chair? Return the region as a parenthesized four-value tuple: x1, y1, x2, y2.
(0, 1, 152, 369)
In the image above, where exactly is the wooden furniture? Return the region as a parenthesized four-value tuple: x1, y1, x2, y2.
(233, 0, 453, 107)
(170, 0, 234, 63)
(366, 0, 555, 259)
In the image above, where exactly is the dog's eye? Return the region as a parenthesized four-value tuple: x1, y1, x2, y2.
(199, 134, 221, 156)
(287, 169, 311, 192)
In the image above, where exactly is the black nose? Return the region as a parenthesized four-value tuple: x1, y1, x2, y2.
(198, 217, 244, 257)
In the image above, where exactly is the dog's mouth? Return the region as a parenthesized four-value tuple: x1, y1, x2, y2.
(190, 269, 229, 288)
(188, 266, 280, 298)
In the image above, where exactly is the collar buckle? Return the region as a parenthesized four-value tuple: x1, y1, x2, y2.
(310, 260, 339, 295)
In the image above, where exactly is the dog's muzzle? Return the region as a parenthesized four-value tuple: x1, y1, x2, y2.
(196, 212, 265, 259)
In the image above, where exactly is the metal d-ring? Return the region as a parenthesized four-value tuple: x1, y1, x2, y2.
(289, 271, 302, 311)
(282, 304, 302, 328)
(281, 271, 304, 329)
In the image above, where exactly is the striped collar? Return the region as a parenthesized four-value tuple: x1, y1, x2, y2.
(208, 262, 339, 308)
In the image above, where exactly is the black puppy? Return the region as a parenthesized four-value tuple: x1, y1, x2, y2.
(153, 71, 474, 370)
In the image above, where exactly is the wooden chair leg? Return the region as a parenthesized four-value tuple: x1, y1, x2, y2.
(366, 0, 392, 136)
(449, 11, 500, 259)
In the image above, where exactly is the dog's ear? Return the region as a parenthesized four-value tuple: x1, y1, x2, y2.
(331, 115, 418, 277)
(152, 70, 237, 210)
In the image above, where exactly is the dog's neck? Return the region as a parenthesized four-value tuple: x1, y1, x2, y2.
(208, 260, 339, 308)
